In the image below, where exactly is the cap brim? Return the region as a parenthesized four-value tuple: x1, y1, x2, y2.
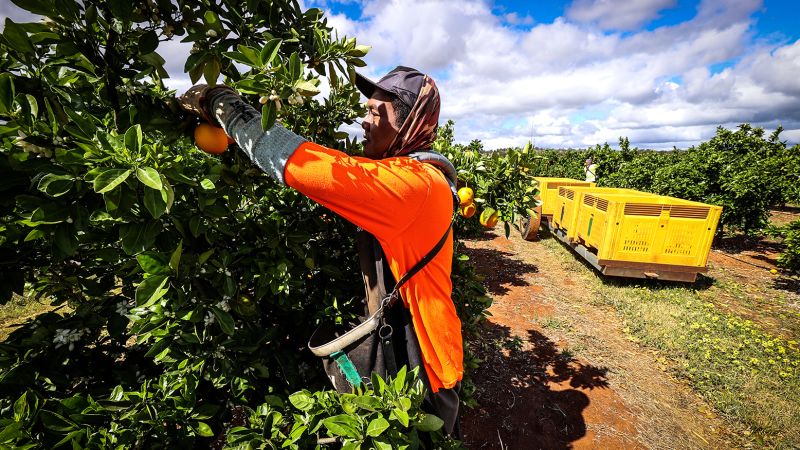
(355, 72, 381, 99)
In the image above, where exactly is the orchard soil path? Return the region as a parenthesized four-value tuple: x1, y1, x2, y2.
(460, 229, 741, 450)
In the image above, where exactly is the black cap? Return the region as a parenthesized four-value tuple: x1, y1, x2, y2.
(355, 66, 425, 108)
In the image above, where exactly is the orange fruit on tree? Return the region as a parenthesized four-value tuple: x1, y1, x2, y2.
(457, 187, 474, 206)
(479, 207, 500, 228)
(460, 202, 476, 218)
(194, 122, 229, 154)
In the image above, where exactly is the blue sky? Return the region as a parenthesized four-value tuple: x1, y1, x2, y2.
(2, 0, 797, 149)
(311, 0, 800, 149)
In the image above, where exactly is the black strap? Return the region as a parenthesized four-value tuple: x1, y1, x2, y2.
(383, 213, 456, 307)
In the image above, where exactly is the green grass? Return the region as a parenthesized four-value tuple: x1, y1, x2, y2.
(541, 238, 800, 448)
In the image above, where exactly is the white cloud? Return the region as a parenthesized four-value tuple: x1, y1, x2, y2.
(566, 0, 677, 31)
(316, 0, 798, 149)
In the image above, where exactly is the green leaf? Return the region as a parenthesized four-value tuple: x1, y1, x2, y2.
(24, 228, 47, 242)
(136, 167, 162, 190)
(366, 417, 389, 437)
(211, 306, 235, 335)
(169, 240, 182, 272)
(194, 421, 214, 437)
(13, 391, 28, 422)
(93, 168, 132, 194)
(136, 252, 170, 275)
(198, 248, 215, 265)
(37, 173, 73, 197)
(124, 124, 142, 153)
(3, 19, 35, 55)
(143, 185, 168, 218)
(39, 410, 77, 432)
(54, 224, 78, 255)
(138, 30, 159, 54)
(352, 395, 380, 411)
(109, 385, 125, 401)
(391, 408, 409, 427)
(261, 101, 277, 131)
(259, 38, 281, 66)
(0, 73, 15, 114)
(236, 44, 261, 66)
(373, 440, 392, 450)
(9, 0, 54, 16)
(119, 221, 160, 255)
(294, 80, 320, 96)
(203, 56, 221, 85)
(413, 414, 444, 432)
(349, 44, 371, 57)
(288, 52, 301, 81)
(161, 176, 174, 212)
(135, 274, 169, 307)
(0, 422, 22, 443)
(392, 365, 407, 392)
(288, 391, 314, 411)
(199, 178, 215, 190)
(322, 414, 361, 438)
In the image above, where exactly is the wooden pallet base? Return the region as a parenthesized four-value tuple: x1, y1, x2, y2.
(544, 218, 702, 283)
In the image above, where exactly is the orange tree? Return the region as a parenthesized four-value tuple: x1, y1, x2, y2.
(434, 120, 540, 238)
(0, 1, 481, 448)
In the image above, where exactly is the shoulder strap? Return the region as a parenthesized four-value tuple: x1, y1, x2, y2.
(383, 212, 456, 308)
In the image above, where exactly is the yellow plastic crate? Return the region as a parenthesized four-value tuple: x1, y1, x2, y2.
(575, 193, 722, 268)
(533, 177, 595, 217)
(552, 186, 653, 240)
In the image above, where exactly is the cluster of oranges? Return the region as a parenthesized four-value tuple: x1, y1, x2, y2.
(194, 122, 234, 154)
(457, 187, 499, 228)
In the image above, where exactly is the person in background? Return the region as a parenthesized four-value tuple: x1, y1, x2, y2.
(584, 157, 597, 183)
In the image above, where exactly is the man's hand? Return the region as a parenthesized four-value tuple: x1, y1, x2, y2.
(177, 84, 238, 124)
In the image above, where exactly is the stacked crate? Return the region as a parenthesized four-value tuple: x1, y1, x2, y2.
(528, 178, 722, 282)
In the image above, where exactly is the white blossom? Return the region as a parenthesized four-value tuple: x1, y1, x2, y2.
(204, 312, 215, 326)
(115, 302, 129, 315)
(215, 299, 230, 312)
(53, 328, 85, 350)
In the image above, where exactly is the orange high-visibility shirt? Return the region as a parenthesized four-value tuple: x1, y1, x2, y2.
(284, 141, 463, 392)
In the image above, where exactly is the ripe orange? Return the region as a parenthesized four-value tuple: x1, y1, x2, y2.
(460, 202, 476, 218)
(194, 123, 228, 154)
(457, 187, 474, 206)
(479, 207, 500, 228)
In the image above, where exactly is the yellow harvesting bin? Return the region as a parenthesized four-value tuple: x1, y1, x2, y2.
(533, 177, 595, 217)
(574, 193, 722, 271)
(552, 186, 655, 240)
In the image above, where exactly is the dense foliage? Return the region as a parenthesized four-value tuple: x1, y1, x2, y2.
(0, 1, 519, 448)
(768, 220, 800, 274)
(520, 126, 800, 235)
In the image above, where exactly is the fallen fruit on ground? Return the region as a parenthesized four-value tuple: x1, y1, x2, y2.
(194, 122, 229, 154)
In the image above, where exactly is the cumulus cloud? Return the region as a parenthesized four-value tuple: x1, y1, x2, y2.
(314, 0, 798, 149)
(566, 0, 677, 31)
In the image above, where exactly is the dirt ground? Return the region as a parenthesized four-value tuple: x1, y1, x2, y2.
(459, 228, 761, 450)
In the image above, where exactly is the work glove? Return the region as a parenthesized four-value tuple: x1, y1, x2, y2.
(177, 84, 238, 124)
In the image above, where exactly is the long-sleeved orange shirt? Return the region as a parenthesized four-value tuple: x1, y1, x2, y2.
(284, 141, 463, 392)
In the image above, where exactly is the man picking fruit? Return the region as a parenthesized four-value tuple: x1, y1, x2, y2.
(178, 66, 462, 437)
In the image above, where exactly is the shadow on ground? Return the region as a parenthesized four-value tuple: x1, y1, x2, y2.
(462, 321, 609, 449)
(460, 246, 539, 296)
(714, 234, 785, 256)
